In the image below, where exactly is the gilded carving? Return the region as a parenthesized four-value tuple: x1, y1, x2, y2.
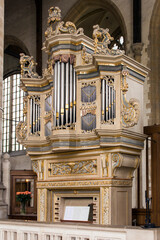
(45, 6, 84, 38)
(16, 121, 27, 141)
(93, 25, 124, 55)
(82, 46, 93, 64)
(48, 160, 97, 176)
(32, 160, 44, 180)
(43, 59, 53, 77)
(101, 154, 109, 177)
(111, 153, 123, 177)
(122, 98, 140, 128)
(20, 53, 39, 78)
(32, 160, 38, 175)
(121, 66, 140, 128)
(102, 187, 110, 224)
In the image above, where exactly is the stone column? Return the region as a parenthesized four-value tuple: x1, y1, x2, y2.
(0, 0, 8, 218)
(2, 153, 10, 215)
(132, 42, 144, 63)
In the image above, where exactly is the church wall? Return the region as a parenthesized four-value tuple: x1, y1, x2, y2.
(9, 154, 31, 170)
(4, 0, 36, 60)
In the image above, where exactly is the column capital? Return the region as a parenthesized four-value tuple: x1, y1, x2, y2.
(132, 42, 144, 62)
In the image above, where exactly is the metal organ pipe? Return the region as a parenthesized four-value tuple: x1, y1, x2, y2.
(53, 62, 58, 127)
(30, 98, 33, 133)
(70, 63, 73, 124)
(73, 68, 76, 123)
(57, 61, 60, 126)
(61, 62, 64, 126)
(106, 84, 109, 121)
(65, 62, 69, 125)
(113, 89, 116, 118)
(101, 79, 105, 121)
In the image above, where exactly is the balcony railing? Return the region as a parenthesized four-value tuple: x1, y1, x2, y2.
(0, 220, 159, 240)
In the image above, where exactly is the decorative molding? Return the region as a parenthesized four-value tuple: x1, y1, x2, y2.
(102, 187, 110, 224)
(37, 179, 132, 188)
(39, 189, 46, 221)
(48, 160, 97, 176)
(20, 53, 40, 78)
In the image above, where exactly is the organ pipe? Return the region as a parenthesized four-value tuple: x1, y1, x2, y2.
(53, 62, 58, 127)
(101, 78, 105, 121)
(70, 64, 73, 124)
(57, 61, 60, 126)
(73, 69, 76, 123)
(65, 62, 69, 125)
(61, 62, 64, 126)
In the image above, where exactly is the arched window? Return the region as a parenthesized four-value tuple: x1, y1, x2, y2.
(2, 74, 24, 152)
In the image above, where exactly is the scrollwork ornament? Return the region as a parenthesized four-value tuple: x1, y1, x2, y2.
(122, 98, 140, 127)
(16, 121, 27, 141)
(82, 46, 93, 64)
(112, 153, 123, 177)
(20, 53, 39, 78)
(45, 6, 84, 38)
(93, 25, 124, 55)
(121, 66, 140, 128)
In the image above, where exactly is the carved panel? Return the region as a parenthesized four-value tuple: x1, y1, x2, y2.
(81, 113, 96, 132)
(39, 189, 46, 221)
(48, 160, 97, 176)
(102, 187, 110, 224)
(81, 85, 96, 103)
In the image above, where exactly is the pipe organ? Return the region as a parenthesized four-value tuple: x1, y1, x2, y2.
(17, 7, 148, 226)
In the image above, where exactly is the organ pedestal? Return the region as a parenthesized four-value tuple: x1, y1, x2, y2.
(17, 7, 148, 225)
